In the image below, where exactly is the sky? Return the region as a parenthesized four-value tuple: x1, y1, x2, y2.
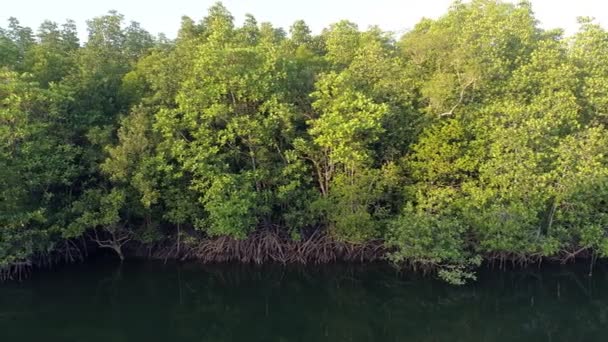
(2, 0, 607, 42)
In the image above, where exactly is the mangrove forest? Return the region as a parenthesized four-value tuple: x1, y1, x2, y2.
(3, 0, 608, 284)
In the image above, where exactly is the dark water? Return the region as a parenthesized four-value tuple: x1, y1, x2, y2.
(1, 260, 607, 342)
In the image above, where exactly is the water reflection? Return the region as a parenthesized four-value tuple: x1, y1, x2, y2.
(0, 261, 606, 342)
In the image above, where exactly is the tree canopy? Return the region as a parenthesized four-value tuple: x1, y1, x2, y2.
(3, 1, 608, 283)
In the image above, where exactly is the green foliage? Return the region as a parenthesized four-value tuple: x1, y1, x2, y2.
(4, 1, 608, 284)
(67, 188, 125, 238)
(199, 174, 259, 238)
(388, 206, 468, 266)
(0, 70, 78, 266)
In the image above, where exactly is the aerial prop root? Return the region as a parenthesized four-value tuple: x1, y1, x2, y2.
(143, 229, 387, 264)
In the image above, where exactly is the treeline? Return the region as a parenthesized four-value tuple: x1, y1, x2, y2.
(2, 0, 608, 284)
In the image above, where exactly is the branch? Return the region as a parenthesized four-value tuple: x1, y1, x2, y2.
(90, 227, 133, 249)
(438, 78, 476, 117)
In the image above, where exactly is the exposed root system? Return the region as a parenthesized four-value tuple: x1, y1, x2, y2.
(0, 238, 87, 281)
(137, 229, 387, 264)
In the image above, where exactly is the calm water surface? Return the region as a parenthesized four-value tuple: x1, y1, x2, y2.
(1, 260, 607, 341)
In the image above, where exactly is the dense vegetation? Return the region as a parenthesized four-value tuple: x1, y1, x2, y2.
(3, 0, 608, 284)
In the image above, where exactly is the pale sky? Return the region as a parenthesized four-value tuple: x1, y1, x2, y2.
(2, 0, 607, 41)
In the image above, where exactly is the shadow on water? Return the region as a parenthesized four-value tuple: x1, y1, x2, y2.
(1, 259, 608, 342)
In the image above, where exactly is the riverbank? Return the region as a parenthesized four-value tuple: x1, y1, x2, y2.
(0, 229, 386, 281)
(136, 230, 387, 264)
(1, 227, 600, 284)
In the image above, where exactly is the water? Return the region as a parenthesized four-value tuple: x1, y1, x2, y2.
(0, 260, 607, 342)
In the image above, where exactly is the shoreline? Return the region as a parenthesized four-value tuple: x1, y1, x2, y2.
(1, 229, 599, 282)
